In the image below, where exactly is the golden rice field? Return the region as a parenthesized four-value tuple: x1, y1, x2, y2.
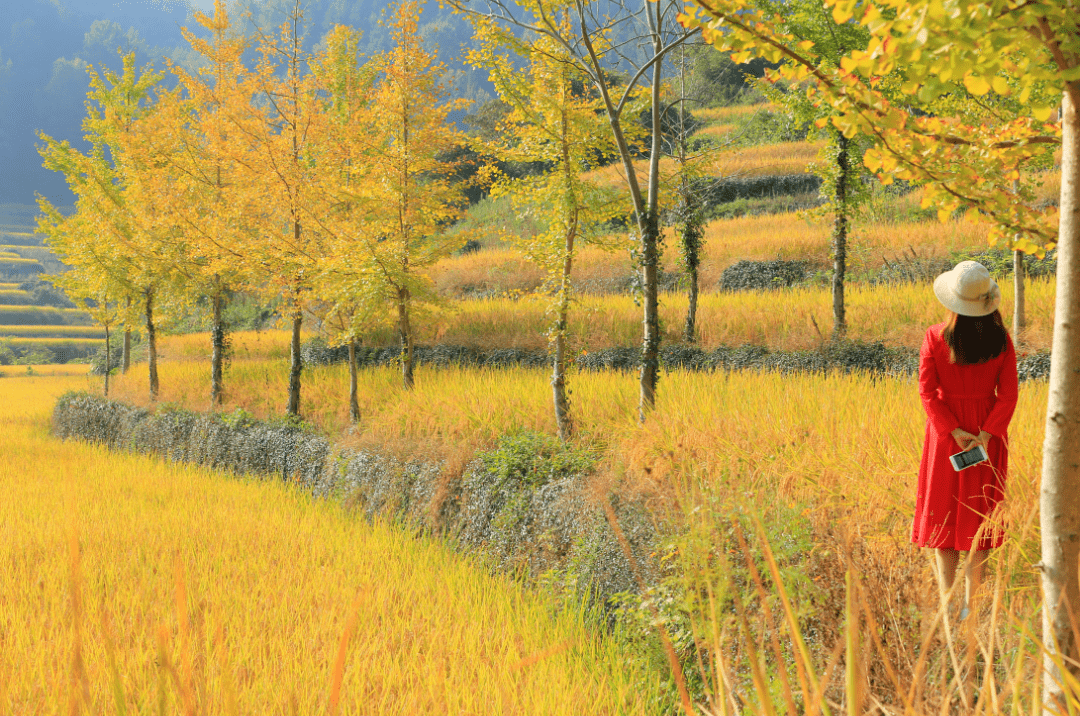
(0, 374, 667, 714)
(0, 325, 105, 338)
(581, 140, 820, 193)
(691, 104, 774, 123)
(289, 277, 1056, 356)
(2, 336, 105, 349)
(431, 207, 998, 300)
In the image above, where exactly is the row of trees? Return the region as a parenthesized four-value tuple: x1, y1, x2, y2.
(40, 0, 763, 440)
(38, 0, 476, 413)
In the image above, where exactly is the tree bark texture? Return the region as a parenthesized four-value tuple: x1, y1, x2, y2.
(287, 309, 303, 416)
(397, 289, 414, 390)
(210, 291, 226, 407)
(832, 131, 849, 340)
(145, 290, 158, 402)
(684, 256, 699, 343)
(1014, 249, 1026, 340)
(639, 209, 661, 422)
(1041, 89, 1080, 711)
(552, 215, 577, 443)
(638, 24, 665, 422)
(348, 339, 360, 425)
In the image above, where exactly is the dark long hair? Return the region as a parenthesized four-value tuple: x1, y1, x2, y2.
(942, 310, 1008, 365)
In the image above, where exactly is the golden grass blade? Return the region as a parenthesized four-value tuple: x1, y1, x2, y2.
(845, 572, 911, 714)
(172, 554, 195, 716)
(845, 570, 862, 716)
(732, 519, 800, 715)
(751, 514, 832, 716)
(100, 606, 129, 716)
(735, 601, 778, 716)
(211, 608, 239, 716)
(66, 531, 91, 716)
(328, 592, 363, 716)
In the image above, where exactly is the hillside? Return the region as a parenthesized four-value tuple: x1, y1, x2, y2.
(0, 204, 103, 364)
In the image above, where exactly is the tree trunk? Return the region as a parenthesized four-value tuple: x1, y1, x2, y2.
(1041, 89, 1080, 711)
(552, 220, 577, 443)
(397, 288, 414, 390)
(122, 296, 131, 374)
(210, 291, 226, 407)
(678, 47, 699, 344)
(639, 210, 661, 421)
(287, 308, 302, 416)
(832, 131, 849, 340)
(103, 324, 110, 398)
(145, 290, 158, 402)
(639, 27, 665, 422)
(348, 339, 360, 425)
(1013, 249, 1026, 340)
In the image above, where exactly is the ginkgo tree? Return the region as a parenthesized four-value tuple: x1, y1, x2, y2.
(240, 1, 330, 416)
(140, 0, 257, 407)
(359, 0, 470, 391)
(468, 15, 622, 441)
(682, 0, 1079, 705)
(36, 208, 126, 395)
(38, 53, 178, 402)
(307, 23, 386, 423)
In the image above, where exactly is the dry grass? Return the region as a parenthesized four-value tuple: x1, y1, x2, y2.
(0, 374, 666, 713)
(299, 276, 1055, 354)
(432, 200, 998, 300)
(691, 104, 774, 123)
(709, 140, 825, 178)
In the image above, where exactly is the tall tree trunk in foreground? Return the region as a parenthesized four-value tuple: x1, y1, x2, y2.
(832, 131, 850, 340)
(397, 288, 414, 390)
(1041, 89, 1080, 709)
(145, 289, 158, 402)
(348, 338, 360, 425)
(210, 290, 226, 407)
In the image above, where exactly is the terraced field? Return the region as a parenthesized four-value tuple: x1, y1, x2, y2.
(0, 205, 102, 364)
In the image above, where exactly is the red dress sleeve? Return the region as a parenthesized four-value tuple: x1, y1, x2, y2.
(982, 335, 1018, 438)
(919, 327, 961, 435)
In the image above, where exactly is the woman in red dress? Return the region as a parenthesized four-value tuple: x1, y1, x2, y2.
(913, 261, 1018, 617)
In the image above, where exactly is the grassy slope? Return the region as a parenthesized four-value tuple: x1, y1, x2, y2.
(0, 374, 666, 713)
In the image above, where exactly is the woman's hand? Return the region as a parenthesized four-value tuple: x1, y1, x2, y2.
(951, 428, 979, 451)
(975, 430, 992, 449)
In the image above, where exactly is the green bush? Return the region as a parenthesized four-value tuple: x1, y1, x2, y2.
(480, 431, 597, 491)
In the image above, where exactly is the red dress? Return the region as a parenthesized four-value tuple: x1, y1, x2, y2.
(912, 324, 1018, 551)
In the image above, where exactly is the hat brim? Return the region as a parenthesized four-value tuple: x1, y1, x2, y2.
(933, 271, 1002, 317)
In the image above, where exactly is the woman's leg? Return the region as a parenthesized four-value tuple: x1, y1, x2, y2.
(935, 548, 960, 602)
(965, 549, 989, 609)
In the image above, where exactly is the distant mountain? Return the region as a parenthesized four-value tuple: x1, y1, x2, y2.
(0, 0, 483, 207)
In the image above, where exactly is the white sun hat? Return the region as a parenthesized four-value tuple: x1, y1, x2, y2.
(933, 260, 1002, 317)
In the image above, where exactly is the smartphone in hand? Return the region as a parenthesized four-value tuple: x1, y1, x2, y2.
(949, 444, 989, 471)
